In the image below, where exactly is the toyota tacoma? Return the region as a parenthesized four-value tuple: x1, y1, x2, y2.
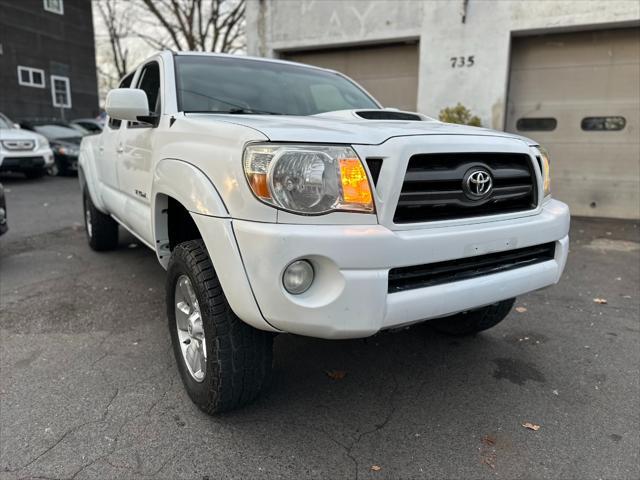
(79, 52, 570, 414)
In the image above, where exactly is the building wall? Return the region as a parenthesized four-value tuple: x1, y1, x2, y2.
(247, 0, 640, 129)
(0, 0, 99, 121)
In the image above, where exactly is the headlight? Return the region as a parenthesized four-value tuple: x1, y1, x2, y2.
(536, 146, 551, 198)
(38, 137, 50, 150)
(243, 144, 374, 214)
(54, 145, 79, 156)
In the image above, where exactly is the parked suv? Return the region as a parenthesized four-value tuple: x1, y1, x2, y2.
(20, 119, 88, 176)
(0, 113, 53, 178)
(79, 52, 570, 414)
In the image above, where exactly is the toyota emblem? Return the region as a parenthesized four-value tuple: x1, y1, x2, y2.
(463, 169, 493, 199)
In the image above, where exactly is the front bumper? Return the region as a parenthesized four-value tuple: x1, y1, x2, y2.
(231, 200, 570, 339)
(0, 149, 54, 172)
(54, 153, 79, 172)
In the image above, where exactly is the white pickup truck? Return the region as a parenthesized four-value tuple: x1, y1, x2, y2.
(79, 51, 570, 413)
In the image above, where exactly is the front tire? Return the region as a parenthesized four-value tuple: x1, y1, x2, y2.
(166, 240, 273, 414)
(83, 188, 118, 251)
(429, 298, 515, 336)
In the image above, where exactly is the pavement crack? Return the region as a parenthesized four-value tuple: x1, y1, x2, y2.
(101, 388, 119, 421)
(346, 373, 400, 480)
(6, 387, 120, 474)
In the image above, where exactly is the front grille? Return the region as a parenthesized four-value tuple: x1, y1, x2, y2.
(388, 242, 556, 293)
(393, 153, 537, 223)
(1, 140, 35, 151)
(0, 156, 45, 169)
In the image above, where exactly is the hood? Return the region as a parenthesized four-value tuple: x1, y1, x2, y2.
(185, 109, 536, 146)
(0, 128, 46, 143)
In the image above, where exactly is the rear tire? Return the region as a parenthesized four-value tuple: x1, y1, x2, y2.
(83, 188, 118, 251)
(166, 240, 273, 414)
(429, 298, 515, 336)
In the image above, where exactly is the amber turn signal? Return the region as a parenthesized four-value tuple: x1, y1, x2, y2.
(247, 172, 270, 199)
(339, 158, 373, 207)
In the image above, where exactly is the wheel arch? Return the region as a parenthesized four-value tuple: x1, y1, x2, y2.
(153, 158, 277, 333)
(78, 141, 109, 213)
(152, 158, 229, 268)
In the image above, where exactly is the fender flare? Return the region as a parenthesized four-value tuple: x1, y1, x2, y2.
(151, 158, 228, 217)
(78, 140, 109, 213)
(151, 158, 229, 267)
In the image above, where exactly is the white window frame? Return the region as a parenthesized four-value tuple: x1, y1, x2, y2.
(50, 75, 72, 108)
(43, 0, 64, 15)
(17, 66, 46, 88)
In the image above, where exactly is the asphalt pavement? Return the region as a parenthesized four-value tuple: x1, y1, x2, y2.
(0, 173, 638, 479)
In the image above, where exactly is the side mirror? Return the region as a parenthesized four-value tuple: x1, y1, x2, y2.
(105, 88, 149, 122)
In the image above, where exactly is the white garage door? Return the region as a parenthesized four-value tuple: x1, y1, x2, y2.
(282, 42, 419, 112)
(506, 28, 640, 219)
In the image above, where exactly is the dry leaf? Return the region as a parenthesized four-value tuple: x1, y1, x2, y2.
(325, 370, 347, 380)
(481, 435, 496, 446)
(522, 422, 541, 431)
(515, 306, 527, 313)
(370, 465, 382, 472)
(593, 298, 608, 304)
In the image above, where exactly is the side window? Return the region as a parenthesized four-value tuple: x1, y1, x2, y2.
(108, 73, 134, 129)
(135, 62, 161, 117)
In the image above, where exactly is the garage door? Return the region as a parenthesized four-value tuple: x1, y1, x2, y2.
(506, 28, 640, 219)
(282, 42, 419, 112)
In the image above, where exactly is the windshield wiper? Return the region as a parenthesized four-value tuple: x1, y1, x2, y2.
(184, 109, 283, 115)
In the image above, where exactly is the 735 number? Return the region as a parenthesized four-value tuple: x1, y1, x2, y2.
(451, 56, 475, 68)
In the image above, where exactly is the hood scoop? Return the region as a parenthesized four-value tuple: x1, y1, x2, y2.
(355, 110, 424, 121)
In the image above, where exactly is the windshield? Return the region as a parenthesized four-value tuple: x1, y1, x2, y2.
(0, 117, 11, 129)
(175, 55, 379, 115)
(69, 124, 91, 134)
(34, 125, 83, 139)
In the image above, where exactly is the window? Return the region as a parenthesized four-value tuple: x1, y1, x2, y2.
(108, 72, 134, 129)
(50, 75, 71, 108)
(136, 62, 161, 115)
(127, 62, 161, 128)
(516, 117, 557, 132)
(17, 66, 45, 88)
(43, 0, 64, 15)
(581, 116, 626, 131)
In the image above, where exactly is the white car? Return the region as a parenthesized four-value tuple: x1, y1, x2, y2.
(0, 113, 54, 178)
(79, 52, 570, 414)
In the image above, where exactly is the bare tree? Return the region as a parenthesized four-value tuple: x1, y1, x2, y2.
(96, 0, 132, 81)
(94, 0, 245, 101)
(138, 0, 246, 53)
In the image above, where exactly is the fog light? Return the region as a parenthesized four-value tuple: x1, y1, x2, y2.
(283, 260, 314, 294)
